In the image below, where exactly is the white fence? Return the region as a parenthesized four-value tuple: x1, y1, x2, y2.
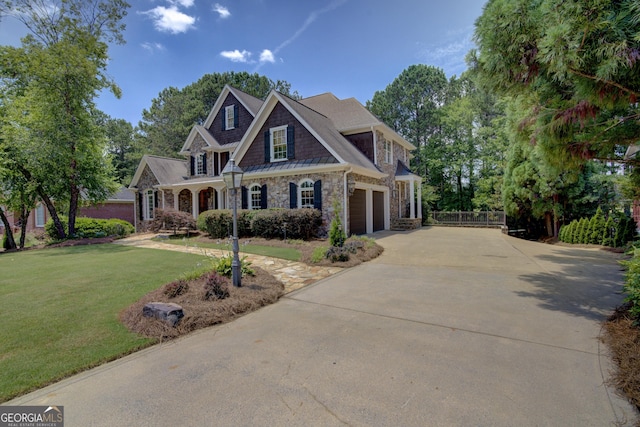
(431, 211, 506, 227)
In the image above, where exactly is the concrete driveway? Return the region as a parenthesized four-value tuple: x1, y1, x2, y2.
(7, 227, 638, 426)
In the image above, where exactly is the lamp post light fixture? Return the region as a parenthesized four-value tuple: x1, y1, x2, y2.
(221, 158, 244, 287)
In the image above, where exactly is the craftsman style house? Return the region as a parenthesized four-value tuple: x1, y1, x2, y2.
(129, 85, 422, 235)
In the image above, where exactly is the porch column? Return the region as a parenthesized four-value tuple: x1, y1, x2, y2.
(409, 180, 416, 219)
(191, 190, 198, 219)
(217, 188, 225, 210)
(416, 179, 422, 219)
(173, 191, 179, 211)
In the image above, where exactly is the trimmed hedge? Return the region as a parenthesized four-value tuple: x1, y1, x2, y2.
(196, 210, 253, 239)
(45, 216, 134, 240)
(250, 209, 322, 240)
(197, 208, 323, 240)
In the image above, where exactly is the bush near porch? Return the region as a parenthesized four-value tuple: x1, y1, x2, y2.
(197, 208, 323, 240)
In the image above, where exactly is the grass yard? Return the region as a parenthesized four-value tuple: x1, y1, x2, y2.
(155, 236, 302, 261)
(0, 244, 208, 402)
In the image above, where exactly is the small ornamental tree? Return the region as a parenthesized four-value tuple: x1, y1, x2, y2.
(329, 199, 346, 247)
(577, 218, 589, 244)
(588, 207, 606, 245)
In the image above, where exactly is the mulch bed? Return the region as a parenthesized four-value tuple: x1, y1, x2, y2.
(601, 302, 640, 423)
(120, 267, 284, 340)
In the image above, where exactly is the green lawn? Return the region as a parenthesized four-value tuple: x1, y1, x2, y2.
(0, 244, 208, 402)
(155, 236, 301, 261)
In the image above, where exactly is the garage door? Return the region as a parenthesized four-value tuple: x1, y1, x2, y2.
(349, 189, 366, 235)
(373, 191, 384, 232)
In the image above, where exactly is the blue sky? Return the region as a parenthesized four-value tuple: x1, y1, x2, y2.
(0, 0, 487, 126)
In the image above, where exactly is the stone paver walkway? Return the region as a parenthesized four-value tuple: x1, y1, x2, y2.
(114, 233, 342, 293)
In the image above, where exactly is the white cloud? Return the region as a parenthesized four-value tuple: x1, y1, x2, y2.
(172, 0, 195, 7)
(220, 49, 252, 63)
(141, 6, 196, 34)
(141, 42, 166, 53)
(213, 3, 230, 19)
(259, 49, 275, 63)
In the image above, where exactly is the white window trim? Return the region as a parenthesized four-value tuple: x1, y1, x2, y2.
(145, 189, 154, 220)
(298, 179, 315, 209)
(249, 183, 262, 210)
(35, 204, 45, 227)
(384, 140, 393, 164)
(270, 125, 288, 163)
(225, 105, 235, 130)
(195, 153, 205, 175)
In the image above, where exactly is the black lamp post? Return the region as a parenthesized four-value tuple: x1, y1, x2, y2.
(221, 158, 244, 287)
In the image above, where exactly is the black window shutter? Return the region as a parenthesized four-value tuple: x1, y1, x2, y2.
(234, 105, 239, 128)
(313, 180, 322, 211)
(287, 125, 295, 159)
(289, 182, 297, 209)
(214, 154, 219, 176)
(260, 184, 267, 209)
(154, 190, 159, 208)
(138, 192, 143, 221)
(241, 186, 248, 209)
(190, 155, 195, 176)
(221, 111, 226, 131)
(202, 153, 207, 174)
(264, 130, 270, 163)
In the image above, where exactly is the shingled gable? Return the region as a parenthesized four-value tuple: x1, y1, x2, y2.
(129, 154, 188, 188)
(299, 93, 415, 151)
(233, 90, 386, 178)
(203, 85, 263, 129)
(178, 85, 264, 154)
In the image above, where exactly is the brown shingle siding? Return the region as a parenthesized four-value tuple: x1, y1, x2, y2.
(208, 94, 254, 145)
(240, 103, 334, 169)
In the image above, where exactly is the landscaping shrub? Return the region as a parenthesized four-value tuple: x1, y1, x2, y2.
(250, 209, 322, 240)
(202, 272, 230, 301)
(163, 280, 189, 298)
(45, 216, 133, 239)
(211, 253, 255, 277)
(150, 209, 196, 233)
(622, 248, 640, 320)
(329, 199, 346, 247)
(197, 210, 252, 239)
(325, 246, 350, 262)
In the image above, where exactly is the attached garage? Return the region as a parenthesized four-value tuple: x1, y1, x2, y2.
(349, 189, 366, 235)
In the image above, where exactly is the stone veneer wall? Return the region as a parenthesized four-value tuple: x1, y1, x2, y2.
(178, 189, 192, 213)
(163, 190, 175, 210)
(254, 172, 345, 229)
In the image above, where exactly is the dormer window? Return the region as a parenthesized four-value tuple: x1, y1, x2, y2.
(191, 153, 207, 176)
(196, 154, 205, 175)
(224, 105, 238, 130)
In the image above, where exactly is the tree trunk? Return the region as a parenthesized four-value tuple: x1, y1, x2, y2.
(0, 207, 17, 251)
(544, 212, 553, 237)
(17, 164, 66, 240)
(18, 206, 29, 249)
